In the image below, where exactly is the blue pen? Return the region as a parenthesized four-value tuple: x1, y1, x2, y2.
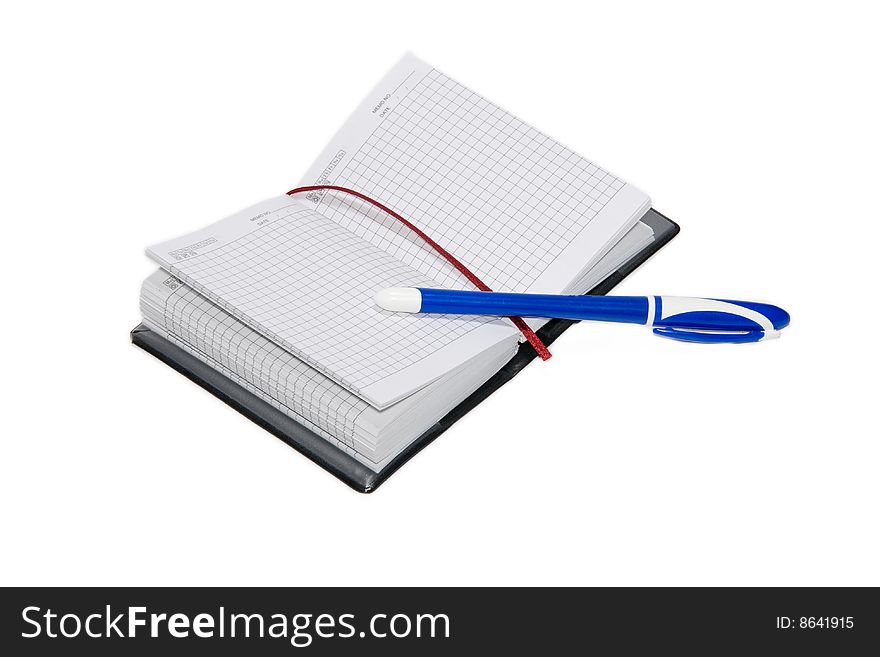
(375, 288, 790, 344)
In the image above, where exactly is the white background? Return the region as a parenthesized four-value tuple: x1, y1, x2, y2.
(2, 1, 878, 586)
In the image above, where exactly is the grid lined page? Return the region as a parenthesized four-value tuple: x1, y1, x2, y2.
(300, 53, 650, 295)
(147, 197, 517, 409)
(140, 270, 517, 470)
(140, 270, 369, 456)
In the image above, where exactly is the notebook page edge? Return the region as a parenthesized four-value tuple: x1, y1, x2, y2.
(139, 268, 517, 468)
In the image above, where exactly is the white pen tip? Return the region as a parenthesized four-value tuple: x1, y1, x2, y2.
(374, 287, 422, 312)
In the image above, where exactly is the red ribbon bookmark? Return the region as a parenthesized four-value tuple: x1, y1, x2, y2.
(287, 185, 552, 360)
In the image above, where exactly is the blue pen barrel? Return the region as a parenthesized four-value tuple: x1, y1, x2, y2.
(417, 288, 649, 324)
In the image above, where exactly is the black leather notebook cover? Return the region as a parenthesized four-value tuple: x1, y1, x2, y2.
(132, 209, 679, 493)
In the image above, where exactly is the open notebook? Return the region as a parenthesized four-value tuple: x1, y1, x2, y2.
(136, 53, 674, 484)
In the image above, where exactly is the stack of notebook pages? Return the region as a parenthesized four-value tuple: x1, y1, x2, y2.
(138, 53, 658, 473)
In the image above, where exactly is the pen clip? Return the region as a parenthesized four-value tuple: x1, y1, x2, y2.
(650, 297, 789, 344)
(652, 327, 778, 344)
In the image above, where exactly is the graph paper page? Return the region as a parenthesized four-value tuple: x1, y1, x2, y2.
(299, 53, 651, 295)
(140, 270, 516, 470)
(147, 197, 517, 409)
